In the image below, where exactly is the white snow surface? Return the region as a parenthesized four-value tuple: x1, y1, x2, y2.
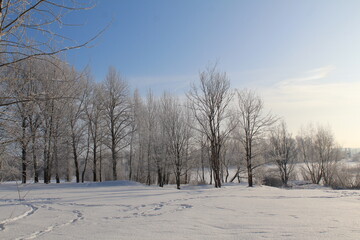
(1, 181, 360, 240)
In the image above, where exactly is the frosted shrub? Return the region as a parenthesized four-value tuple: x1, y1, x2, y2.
(330, 165, 360, 189)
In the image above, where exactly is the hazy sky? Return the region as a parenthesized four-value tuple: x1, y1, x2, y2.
(64, 0, 360, 148)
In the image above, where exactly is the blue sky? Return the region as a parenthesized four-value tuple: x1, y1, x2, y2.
(63, 0, 360, 147)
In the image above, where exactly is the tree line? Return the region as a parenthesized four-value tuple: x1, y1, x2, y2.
(0, 58, 348, 189)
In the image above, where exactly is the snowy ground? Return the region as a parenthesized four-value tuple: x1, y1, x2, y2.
(1, 181, 360, 240)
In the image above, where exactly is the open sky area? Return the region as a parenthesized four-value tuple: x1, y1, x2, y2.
(63, 0, 360, 148)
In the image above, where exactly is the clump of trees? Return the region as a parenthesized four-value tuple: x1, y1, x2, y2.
(297, 125, 342, 186)
(1, 59, 350, 189)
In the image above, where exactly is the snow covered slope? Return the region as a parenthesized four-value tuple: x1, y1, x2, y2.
(1, 181, 359, 239)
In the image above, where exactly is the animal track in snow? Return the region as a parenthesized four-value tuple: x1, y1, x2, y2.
(104, 198, 193, 220)
(15, 209, 84, 240)
(0, 202, 38, 231)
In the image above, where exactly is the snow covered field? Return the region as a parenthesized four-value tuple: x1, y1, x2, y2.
(1, 181, 360, 240)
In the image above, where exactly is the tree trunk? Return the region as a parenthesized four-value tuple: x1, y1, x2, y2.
(21, 146, 27, 184)
(184, 143, 189, 184)
(32, 133, 38, 183)
(81, 158, 87, 183)
(146, 141, 151, 185)
(29, 117, 39, 183)
(81, 134, 90, 183)
(247, 158, 253, 187)
(99, 143, 103, 182)
(66, 152, 71, 182)
(112, 144, 117, 180)
(214, 169, 221, 188)
(201, 146, 205, 182)
(43, 130, 52, 184)
(43, 139, 49, 184)
(230, 166, 240, 183)
(225, 166, 229, 183)
(44, 145, 52, 184)
(47, 138, 53, 182)
(72, 136, 80, 183)
(44, 101, 54, 184)
(211, 147, 221, 188)
(157, 166, 163, 187)
(93, 140, 97, 182)
(21, 117, 27, 184)
(81, 131, 90, 182)
(176, 168, 181, 190)
(54, 127, 60, 184)
(128, 132, 134, 181)
(175, 150, 181, 189)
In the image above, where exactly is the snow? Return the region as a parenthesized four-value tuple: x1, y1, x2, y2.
(1, 181, 360, 239)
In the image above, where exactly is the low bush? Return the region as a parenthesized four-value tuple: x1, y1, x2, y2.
(329, 165, 360, 189)
(262, 175, 283, 187)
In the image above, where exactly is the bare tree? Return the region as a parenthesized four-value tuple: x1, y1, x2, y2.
(131, 89, 147, 183)
(7, 71, 31, 184)
(68, 70, 89, 183)
(84, 82, 104, 182)
(160, 93, 191, 189)
(0, 0, 99, 69)
(152, 113, 167, 187)
(127, 96, 136, 181)
(182, 100, 194, 184)
(268, 121, 296, 186)
(236, 89, 277, 187)
(143, 90, 157, 185)
(187, 65, 234, 188)
(102, 67, 131, 181)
